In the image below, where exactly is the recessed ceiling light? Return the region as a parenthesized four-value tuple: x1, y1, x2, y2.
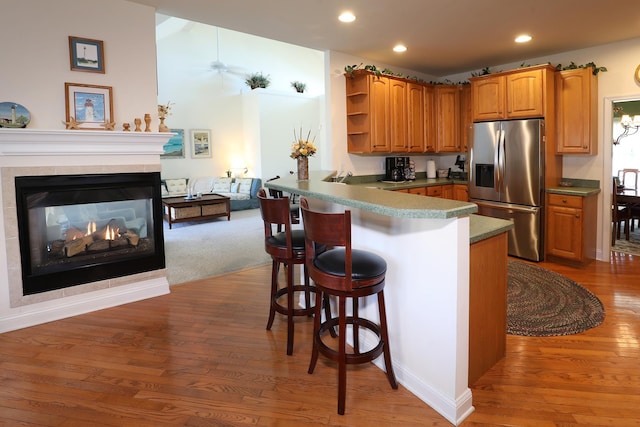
(515, 35, 532, 43)
(393, 44, 407, 53)
(338, 12, 356, 23)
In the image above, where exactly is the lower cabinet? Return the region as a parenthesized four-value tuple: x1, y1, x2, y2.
(453, 184, 468, 201)
(546, 193, 597, 263)
(469, 231, 508, 386)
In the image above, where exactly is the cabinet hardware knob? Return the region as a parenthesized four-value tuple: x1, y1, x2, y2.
(562, 199, 567, 203)
(575, 214, 580, 218)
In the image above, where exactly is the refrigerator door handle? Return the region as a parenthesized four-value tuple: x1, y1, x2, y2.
(494, 129, 501, 192)
(496, 129, 505, 192)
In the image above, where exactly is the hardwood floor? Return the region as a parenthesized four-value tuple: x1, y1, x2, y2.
(0, 254, 638, 426)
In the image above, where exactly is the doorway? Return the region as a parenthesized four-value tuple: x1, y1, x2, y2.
(610, 99, 640, 257)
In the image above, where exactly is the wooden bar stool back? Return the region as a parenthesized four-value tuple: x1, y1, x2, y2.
(258, 188, 314, 355)
(300, 197, 397, 415)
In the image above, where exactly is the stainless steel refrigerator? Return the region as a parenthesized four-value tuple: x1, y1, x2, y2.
(469, 119, 545, 261)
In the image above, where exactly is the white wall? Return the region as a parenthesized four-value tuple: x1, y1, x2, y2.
(155, 18, 325, 180)
(0, 0, 158, 130)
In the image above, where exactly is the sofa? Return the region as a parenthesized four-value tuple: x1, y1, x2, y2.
(161, 177, 262, 211)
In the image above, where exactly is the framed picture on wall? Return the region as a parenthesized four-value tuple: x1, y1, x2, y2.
(64, 82, 113, 130)
(68, 36, 105, 73)
(191, 129, 211, 158)
(162, 129, 185, 159)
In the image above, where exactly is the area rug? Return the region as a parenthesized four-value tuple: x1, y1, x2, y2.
(611, 227, 640, 256)
(507, 260, 605, 336)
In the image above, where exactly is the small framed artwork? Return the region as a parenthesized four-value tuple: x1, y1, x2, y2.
(64, 82, 113, 130)
(69, 36, 105, 73)
(191, 129, 211, 158)
(162, 129, 185, 159)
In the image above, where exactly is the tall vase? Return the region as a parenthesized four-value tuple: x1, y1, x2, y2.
(297, 156, 309, 181)
(158, 116, 169, 132)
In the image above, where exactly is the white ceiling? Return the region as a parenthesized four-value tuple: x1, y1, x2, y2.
(126, 0, 640, 77)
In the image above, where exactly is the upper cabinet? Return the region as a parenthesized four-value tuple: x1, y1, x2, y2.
(470, 65, 556, 122)
(555, 68, 598, 155)
(345, 71, 466, 154)
(407, 82, 426, 153)
(346, 72, 391, 153)
(435, 85, 461, 152)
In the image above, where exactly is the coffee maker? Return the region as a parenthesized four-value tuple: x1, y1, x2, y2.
(385, 156, 409, 182)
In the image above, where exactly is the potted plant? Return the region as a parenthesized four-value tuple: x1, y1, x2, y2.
(245, 72, 271, 89)
(291, 81, 306, 93)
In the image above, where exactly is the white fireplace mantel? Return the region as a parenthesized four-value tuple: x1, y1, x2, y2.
(0, 128, 169, 156)
(0, 128, 172, 334)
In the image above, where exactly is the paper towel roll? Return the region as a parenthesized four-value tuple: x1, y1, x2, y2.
(426, 160, 436, 178)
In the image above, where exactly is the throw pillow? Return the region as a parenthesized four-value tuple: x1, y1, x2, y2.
(236, 178, 253, 195)
(165, 178, 188, 195)
(212, 177, 232, 193)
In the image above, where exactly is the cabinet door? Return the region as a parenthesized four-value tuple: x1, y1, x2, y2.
(441, 185, 453, 199)
(459, 85, 472, 152)
(547, 204, 582, 260)
(472, 76, 505, 121)
(390, 79, 407, 152)
(424, 85, 436, 153)
(435, 86, 460, 152)
(407, 82, 425, 153)
(370, 76, 391, 152)
(555, 68, 597, 155)
(453, 184, 468, 201)
(506, 69, 544, 118)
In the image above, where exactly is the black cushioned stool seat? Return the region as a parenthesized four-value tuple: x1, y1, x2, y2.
(300, 197, 397, 415)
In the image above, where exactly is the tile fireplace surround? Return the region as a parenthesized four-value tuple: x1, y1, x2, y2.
(0, 129, 172, 333)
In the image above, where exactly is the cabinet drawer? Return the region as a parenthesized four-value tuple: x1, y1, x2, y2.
(426, 186, 442, 197)
(170, 206, 201, 220)
(548, 194, 582, 209)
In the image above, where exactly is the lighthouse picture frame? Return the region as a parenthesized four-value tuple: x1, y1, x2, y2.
(69, 36, 105, 73)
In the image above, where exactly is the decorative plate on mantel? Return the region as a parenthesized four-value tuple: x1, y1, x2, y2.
(0, 102, 31, 128)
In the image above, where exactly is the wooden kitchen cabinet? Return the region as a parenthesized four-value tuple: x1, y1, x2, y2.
(453, 184, 468, 201)
(546, 193, 597, 263)
(406, 82, 426, 152)
(441, 185, 453, 199)
(470, 64, 556, 122)
(555, 67, 598, 155)
(424, 85, 437, 152)
(459, 84, 472, 152)
(435, 85, 461, 152)
(345, 72, 391, 153)
(390, 79, 408, 152)
(407, 187, 426, 196)
(426, 185, 443, 197)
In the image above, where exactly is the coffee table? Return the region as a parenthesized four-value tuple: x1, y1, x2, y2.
(162, 194, 231, 229)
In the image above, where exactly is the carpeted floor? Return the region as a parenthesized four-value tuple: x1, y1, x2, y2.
(163, 208, 270, 285)
(611, 225, 640, 256)
(507, 260, 605, 337)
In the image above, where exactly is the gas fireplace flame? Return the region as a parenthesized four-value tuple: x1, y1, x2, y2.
(104, 225, 119, 241)
(86, 221, 97, 235)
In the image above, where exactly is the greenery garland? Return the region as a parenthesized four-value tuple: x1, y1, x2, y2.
(345, 61, 608, 83)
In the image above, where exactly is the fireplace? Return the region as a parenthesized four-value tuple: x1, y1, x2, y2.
(15, 172, 165, 295)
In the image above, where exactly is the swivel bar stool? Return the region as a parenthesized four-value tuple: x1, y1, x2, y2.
(300, 197, 397, 415)
(258, 188, 314, 355)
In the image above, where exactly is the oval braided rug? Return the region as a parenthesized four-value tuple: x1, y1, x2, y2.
(507, 261, 605, 336)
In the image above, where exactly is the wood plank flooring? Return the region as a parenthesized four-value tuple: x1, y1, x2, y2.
(0, 253, 639, 426)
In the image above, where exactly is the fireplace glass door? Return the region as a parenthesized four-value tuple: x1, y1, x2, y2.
(16, 172, 165, 295)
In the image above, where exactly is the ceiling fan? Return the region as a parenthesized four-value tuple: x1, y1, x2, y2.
(209, 27, 246, 79)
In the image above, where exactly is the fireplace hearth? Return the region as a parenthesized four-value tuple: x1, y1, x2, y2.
(16, 172, 165, 295)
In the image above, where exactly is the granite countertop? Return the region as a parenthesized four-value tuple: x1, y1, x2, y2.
(348, 177, 469, 191)
(265, 171, 514, 243)
(546, 186, 601, 196)
(266, 171, 477, 219)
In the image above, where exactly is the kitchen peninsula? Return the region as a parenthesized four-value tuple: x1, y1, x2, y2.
(265, 172, 512, 425)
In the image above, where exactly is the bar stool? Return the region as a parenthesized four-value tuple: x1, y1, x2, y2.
(300, 197, 397, 415)
(258, 188, 314, 355)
